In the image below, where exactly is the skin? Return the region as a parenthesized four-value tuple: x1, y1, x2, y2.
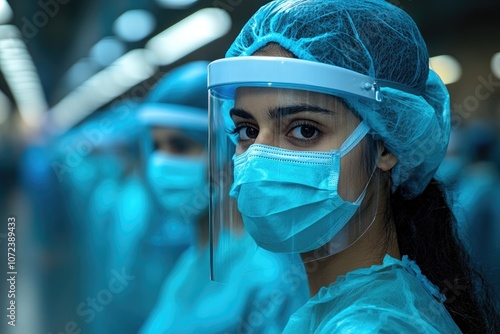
(233, 86, 366, 202)
(232, 44, 401, 296)
(151, 127, 205, 157)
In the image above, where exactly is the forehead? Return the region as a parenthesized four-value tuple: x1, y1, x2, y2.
(234, 87, 350, 113)
(151, 127, 201, 143)
(151, 127, 185, 137)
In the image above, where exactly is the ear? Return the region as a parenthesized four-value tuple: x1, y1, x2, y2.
(377, 144, 398, 172)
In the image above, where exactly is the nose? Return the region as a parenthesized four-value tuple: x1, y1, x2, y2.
(254, 128, 276, 147)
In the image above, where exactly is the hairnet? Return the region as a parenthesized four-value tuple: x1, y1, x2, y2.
(146, 61, 209, 110)
(140, 61, 209, 144)
(226, 0, 450, 198)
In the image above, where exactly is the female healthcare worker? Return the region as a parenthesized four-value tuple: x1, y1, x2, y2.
(138, 61, 309, 333)
(208, 0, 500, 333)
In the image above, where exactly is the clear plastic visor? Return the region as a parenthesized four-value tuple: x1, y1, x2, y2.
(209, 57, 382, 282)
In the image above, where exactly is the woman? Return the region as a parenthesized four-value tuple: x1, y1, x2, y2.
(208, 0, 500, 332)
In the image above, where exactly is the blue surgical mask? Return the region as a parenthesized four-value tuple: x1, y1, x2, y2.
(147, 152, 208, 217)
(230, 121, 371, 253)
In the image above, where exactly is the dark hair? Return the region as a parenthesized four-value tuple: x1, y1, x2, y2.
(391, 178, 500, 333)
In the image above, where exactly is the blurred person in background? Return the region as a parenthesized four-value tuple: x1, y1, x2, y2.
(452, 120, 500, 308)
(82, 111, 153, 334)
(137, 61, 309, 334)
(436, 120, 500, 308)
(72, 102, 165, 334)
(31, 101, 155, 333)
(19, 105, 143, 333)
(19, 143, 78, 334)
(452, 121, 500, 227)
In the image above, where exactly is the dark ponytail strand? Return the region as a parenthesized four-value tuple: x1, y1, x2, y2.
(391, 178, 500, 333)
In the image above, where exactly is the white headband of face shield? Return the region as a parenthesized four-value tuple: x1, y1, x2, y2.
(208, 56, 382, 101)
(136, 103, 208, 130)
(208, 56, 421, 101)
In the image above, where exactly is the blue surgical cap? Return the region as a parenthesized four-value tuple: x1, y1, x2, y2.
(146, 61, 209, 110)
(226, 0, 450, 198)
(139, 61, 209, 144)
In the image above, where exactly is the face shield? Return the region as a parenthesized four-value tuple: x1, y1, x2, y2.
(137, 104, 209, 246)
(209, 57, 384, 282)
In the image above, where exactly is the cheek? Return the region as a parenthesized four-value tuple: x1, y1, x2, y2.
(190, 145, 205, 156)
(236, 145, 245, 155)
(337, 144, 366, 202)
(315, 134, 344, 152)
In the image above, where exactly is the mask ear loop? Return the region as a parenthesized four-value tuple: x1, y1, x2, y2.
(337, 120, 375, 205)
(339, 121, 371, 158)
(352, 159, 378, 205)
(325, 130, 382, 253)
(305, 132, 383, 260)
(339, 150, 383, 252)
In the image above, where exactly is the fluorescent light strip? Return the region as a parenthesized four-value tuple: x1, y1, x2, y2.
(155, 0, 199, 9)
(0, 0, 13, 24)
(492, 52, 500, 79)
(49, 49, 158, 134)
(49, 7, 231, 134)
(0, 25, 48, 129)
(146, 7, 231, 65)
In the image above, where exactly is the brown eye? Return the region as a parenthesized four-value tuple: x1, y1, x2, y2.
(235, 125, 259, 141)
(245, 127, 259, 139)
(290, 125, 318, 140)
(300, 125, 316, 138)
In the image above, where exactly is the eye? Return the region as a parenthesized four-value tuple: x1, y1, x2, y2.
(168, 136, 202, 155)
(289, 124, 319, 140)
(234, 125, 259, 141)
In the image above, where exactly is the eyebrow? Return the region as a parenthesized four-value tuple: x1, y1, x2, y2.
(268, 104, 335, 119)
(229, 104, 335, 120)
(229, 108, 255, 120)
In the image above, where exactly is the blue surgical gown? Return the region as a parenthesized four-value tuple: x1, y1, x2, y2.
(140, 236, 309, 334)
(283, 255, 461, 333)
